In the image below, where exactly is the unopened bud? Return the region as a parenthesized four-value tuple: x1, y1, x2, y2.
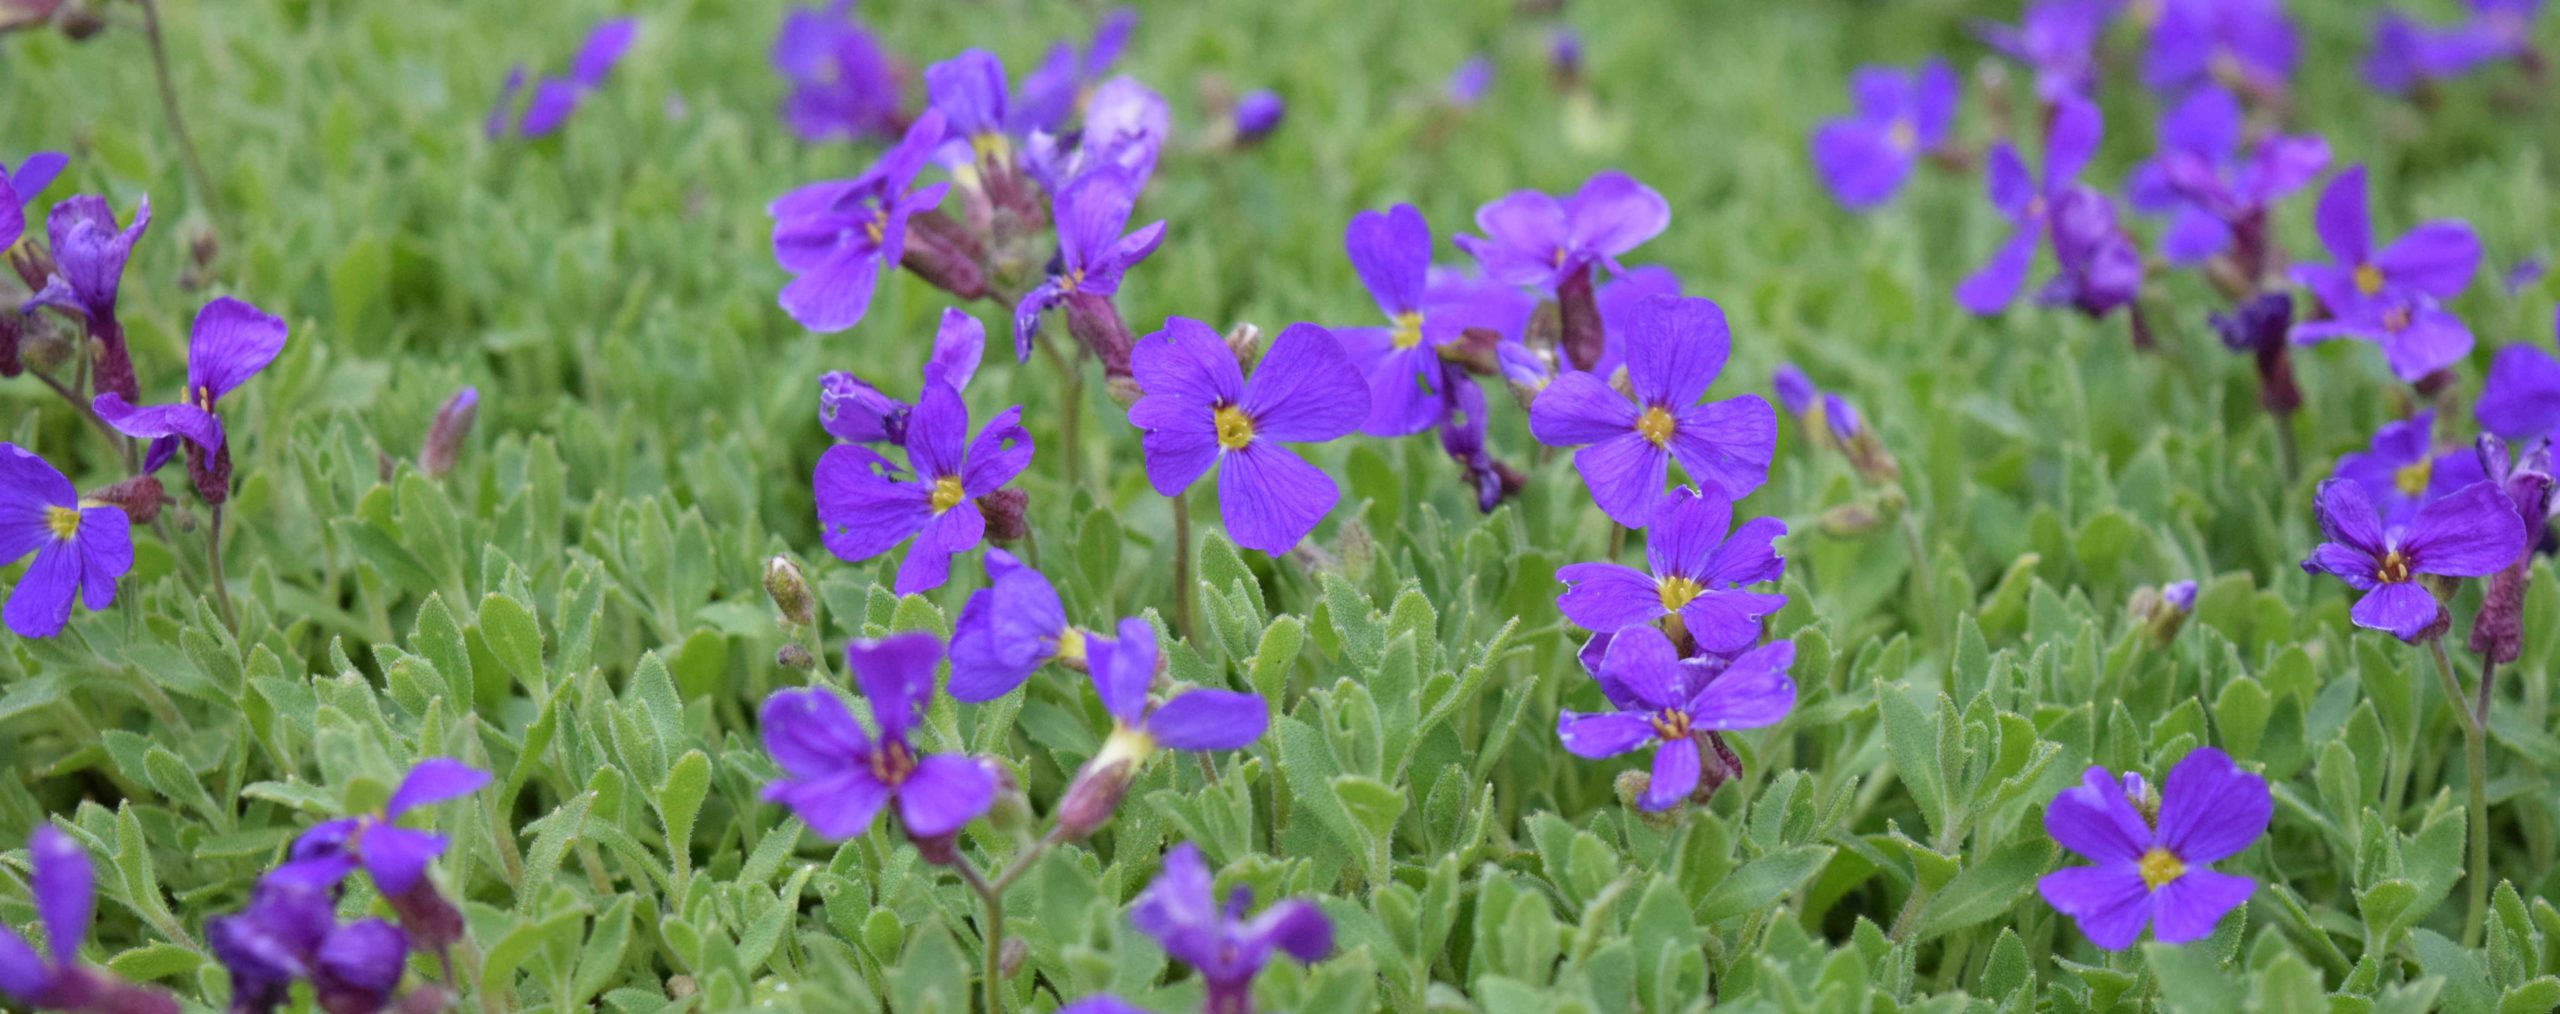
(1524, 300, 1561, 353)
(764, 556, 816, 627)
(1105, 374, 1144, 408)
(1613, 770, 1657, 814)
(1556, 266, 1603, 372)
(0, 308, 21, 377)
(907, 828, 962, 866)
(1818, 501, 1885, 537)
(20, 312, 72, 373)
(999, 937, 1030, 977)
(986, 766, 1032, 831)
(418, 387, 479, 479)
(977, 488, 1028, 542)
(2131, 581, 2195, 647)
(666, 976, 698, 999)
(1055, 730, 1152, 841)
(1232, 91, 1285, 144)
(386, 881, 466, 956)
(56, 1, 102, 40)
(1063, 293, 1136, 379)
(88, 475, 165, 526)
(1334, 520, 1375, 581)
(775, 644, 815, 671)
(1224, 322, 1261, 372)
(1437, 326, 1504, 376)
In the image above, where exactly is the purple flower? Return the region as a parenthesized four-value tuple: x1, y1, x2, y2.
(1058, 1000, 1145, 1014)
(1436, 365, 1515, 512)
(2509, 257, 2549, 295)
(1086, 617, 1269, 760)
(760, 633, 998, 839)
(2331, 411, 2490, 526)
(0, 151, 66, 252)
(772, 1, 902, 142)
(1771, 364, 1817, 417)
(2037, 187, 2144, 319)
(288, 758, 491, 897)
(2366, 3, 2538, 94)
(0, 828, 176, 1014)
(769, 111, 950, 333)
(1025, 77, 1171, 195)
(1233, 90, 1285, 142)
(1445, 55, 1492, 106)
(0, 444, 133, 639)
(209, 863, 412, 1014)
(2292, 165, 2481, 319)
(1810, 60, 1959, 210)
(820, 307, 985, 444)
(2162, 580, 2199, 612)
(1129, 842, 1332, 1011)
(21, 194, 148, 402)
(1556, 486, 1786, 655)
(1127, 319, 1367, 553)
(1957, 96, 2100, 315)
(491, 18, 637, 138)
(2133, 86, 2329, 266)
(2478, 312, 2560, 441)
(2036, 747, 2269, 949)
(2144, 0, 2297, 96)
(812, 379, 1031, 594)
(1335, 204, 1539, 436)
(90, 296, 289, 504)
(2292, 288, 2473, 383)
(1550, 27, 1584, 81)
(1456, 171, 1668, 292)
(1012, 168, 1166, 360)
(1013, 9, 1138, 137)
(1527, 295, 1776, 528)
(1972, 0, 2111, 102)
(2301, 479, 2524, 640)
(926, 49, 1019, 155)
(948, 548, 1083, 702)
(1556, 626, 1796, 811)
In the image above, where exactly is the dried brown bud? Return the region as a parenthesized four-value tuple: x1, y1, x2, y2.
(775, 644, 816, 671)
(87, 475, 165, 526)
(977, 488, 1029, 542)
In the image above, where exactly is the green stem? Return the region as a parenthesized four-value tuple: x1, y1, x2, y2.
(2426, 639, 2490, 948)
(952, 856, 1008, 1014)
(1171, 490, 1195, 643)
(207, 503, 239, 633)
(134, 0, 221, 224)
(1036, 336, 1084, 499)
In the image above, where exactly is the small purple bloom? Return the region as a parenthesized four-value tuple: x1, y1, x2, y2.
(821, 307, 985, 444)
(2291, 288, 2473, 383)
(90, 296, 289, 504)
(493, 18, 637, 138)
(2292, 165, 2482, 319)
(2037, 187, 2145, 319)
(1233, 90, 1285, 143)
(948, 548, 1083, 702)
(2508, 257, 2548, 295)
(0, 444, 133, 639)
(760, 633, 999, 839)
(812, 379, 1031, 594)
(1058, 1000, 1146, 1014)
(288, 758, 492, 897)
(1127, 319, 1368, 553)
(1129, 842, 1333, 1011)
(2331, 411, 2490, 526)
(1771, 364, 1817, 417)
(1957, 96, 2100, 315)
(0, 828, 177, 1014)
(2478, 310, 2560, 441)
(1336, 204, 1541, 436)
(21, 193, 148, 402)
(1550, 26, 1584, 81)
(209, 864, 412, 1014)
(1973, 0, 2111, 102)
(1810, 59, 1959, 210)
(2162, 580, 2199, 612)
(1013, 9, 1138, 137)
(769, 111, 950, 333)
(1446, 55, 1492, 106)
(1012, 168, 1166, 360)
(1556, 485, 1787, 655)
(2144, 0, 2297, 96)
(926, 49, 1016, 153)
(1028, 77, 1171, 193)
(773, 1, 903, 142)
(2366, 2, 2540, 94)
(2136, 87, 2329, 266)
(1456, 171, 1669, 292)
(2301, 479, 2524, 640)
(2037, 747, 2269, 949)
(1085, 617, 1269, 757)
(1556, 626, 1796, 811)
(1527, 295, 1776, 528)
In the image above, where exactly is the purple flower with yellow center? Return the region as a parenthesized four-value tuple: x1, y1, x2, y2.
(1336, 204, 1541, 436)
(2301, 479, 2524, 640)
(0, 828, 179, 1014)
(287, 758, 491, 899)
(1810, 59, 1958, 210)
(821, 307, 984, 445)
(2292, 287, 2473, 383)
(1128, 842, 1332, 1014)
(1127, 318, 1367, 554)
(1456, 171, 1668, 293)
(1957, 96, 2099, 315)
(772, 0, 902, 143)
(948, 548, 1085, 702)
(2037, 748, 2269, 949)
(1972, 0, 2110, 102)
(2331, 411, 2490, 526)
(1, 151, 67, 253)
(2292, 165, 2481, 320)
(0, 444, 133, 639)
(1556, 625, 1796, 811)
(813, 378, 1031, 594)
(1527, 295, 1776, 528)
(21, 194, 147, 402)
(489, 18, 637, 139)
(1012, 167, 1165, 361)
(1445, 55, 1492, 107)
(760, 633, 998, 840)
(1082, 617, 1268, 769)
(1556, 485, 1786, 655)
(769, 110, 950, 334)
(2144, 0, 2297, 97)
(2478, 310, 2560, 442)
(90, 296, 289, 504)
(926, 49, 1027, 164)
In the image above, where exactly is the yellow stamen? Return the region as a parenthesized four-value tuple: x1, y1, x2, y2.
(2377, 549, 2412, 584)
(2354, 264, 2384, 297)
(2137, 846, 2186, 891)
(928, 474, 967, 513)
(1214, 404, 1255, 451)
(1657, 575, 1704, 612)
(868, 740, 918, 785)
(1647, 708, 1693, 741)
(1389, 311, 1426, 350)
(44, 505, 81, 541)
(1051, 626, 1088, 667)
(2394, 459, 2433, 499)
(1635, 406, 1678, 447)
(1887, 120, 1918, 152)
(193, 384, 215, 411)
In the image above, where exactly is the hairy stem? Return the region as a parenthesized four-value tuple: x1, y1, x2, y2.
(952, 855, 1008, 1014)
(1171, 490, 1195, 643)
(135, 0, 222, 223)
(207, 503, 239, 633)
(2426, 639, 2490, 948)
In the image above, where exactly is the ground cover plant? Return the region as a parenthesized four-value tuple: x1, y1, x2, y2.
(4, 0, 2560, 1011)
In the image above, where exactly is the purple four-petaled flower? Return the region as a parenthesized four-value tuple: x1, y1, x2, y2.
(2038, 747, 2270, 949)
(1129, 842, 1333, 1013)
(90, 296, 289, 502)
(2330, 410, 2489, 526)
(1127, 318, 1367, 553)
(208, 860, 413, 1014)
(760, 632, 998, 839)
(0, 443, 134, 639)
(2144, 0, 2297, 97)
(1012, 168, 1166, 360)
(2289, 166, 2481, 380)
(948, 548, 1083, 702)
(773, 1, 903, 143)
(1810, 60, 1958, 210)
(1527, 295, 1776, 527)
(1085, 617, 1268, 756)
(770, 111, 951, 333)
(813, 377, 1031, 594)
(1957, 96, 2099, 315)
(1556, 625, 1796, 811)
(1556, 485, 1787, 655)
(1972, 0, 2110, 103)
(22, 193, 149, 402)
(1456, 171, 1668, 292)
(2301, 478, 2524, 641)
(1336, 204, 1540, 436)
(821, 307, 985, 445)
(0, 151, 67, 253)
(288, 757, 492, 898)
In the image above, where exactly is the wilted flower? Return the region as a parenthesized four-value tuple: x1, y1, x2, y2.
(2301, 479, 2523, 641)
(2331, 411, 2489, 525)
(948, 549, 1085, 701)
(769, 111, 950, 333)
(1556, 485, 1786, 654)
(1810, 60, 1959, 210)
(0, 828, 179, 1014)
(1527, 295, 1775, 527)
(822, 308, 985, 444)
(0, 443, 134, 639)
(91, 296, 289, 505)
(1556, 626, 1796, 811)
(21, 194, 148, 401)
(1129, 843, 1333, 1012)
(1957, 96, 2098, 315)
(812, 379, 1032, 594)
(1127, 318, 1367, 553)
(489, 18, 637, 138)
(1055, 619, 1267, 838)
(760, 633, 999, 840)
(2038, 748, 2269, 949)
(772, 1, 902, 142)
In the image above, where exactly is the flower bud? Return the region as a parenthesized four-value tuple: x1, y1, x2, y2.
(56, 0, 104, 41)
(1818, 501, 1885, 537)
(775, 644, 816, 671)
(999, 937, 1031, 977)
(1055, 728, 1155, 841)
(1232, 90, 1285, 144)
(900, 226, 991, 301)
(1437, 326, 1505, 377)
(1063, 293, 1136, 378)
(418, 387, 480, 479)
(907, 828, 962, 866)
(0, 307, 22, 377)
(978, 488, 1029, 542)
(88, 475, 165, 526)
(1224, 321, 1261, 372)
(187, 441, 232, 507)
(1613, 769, 1654, 811)
(20, 311, 73, 374)
(1105, 374, 1144, 408)
(1556, 266, 1604, 372)
(2131, 580, 2196, 647)
(385, 880, 466, 956)
(764, 556, 816, 627)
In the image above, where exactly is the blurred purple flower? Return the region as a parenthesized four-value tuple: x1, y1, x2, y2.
(491, 18, 637, 138)
(0, 828, 177, 1014)
(2144, 0, 2296, 96)
(2479, 309, 2560, 442)
(1957, 96, 2099, 315)
(769, 111, 950, 333)
(1446, 55, 1492, 106)
(2331, 410, 2490, 526)
(1129, 843, 1333, 1009)
(1810, 60, 1959, 210)
(773, 1, 903, 142)
(1973, 0, 2111, 102)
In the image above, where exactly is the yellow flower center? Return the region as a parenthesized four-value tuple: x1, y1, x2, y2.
(1887, 120, 1918, 152)
(928, 474, 967, 513)
(1635, 406, 1678, 447)
(2394, 459, 2432, 498)
(1093, 723, 1159, 771)
(970, 131, 1012, 162)
(44, 505, 81, 540)
(2137, 846, 2186, 891)
(1214, 404, 1255, 451)
(1657, 575, 1704, 612)
(1648, 708, 1693, 741)
(1051, 626, 1088, 667)
(193, 384, 216, 411)
(2354, 263, 2384, 297)
(863, 213, 886, 246)
(2377, 549, 2413, 584)
(1389, 311, 1426, 350)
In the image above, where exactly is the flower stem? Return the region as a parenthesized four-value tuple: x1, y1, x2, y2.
(207, 503, 239, 634)
(2272, 413, 2301, 484)
(1898, 510, 1941, 653)
(951, 855, 1009, 1014)
(2426, 638, 2490, 947)
(134, 0, 220, 224)
(1036, 335, 1084, 498)
(1171, 490, 1196, 643)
